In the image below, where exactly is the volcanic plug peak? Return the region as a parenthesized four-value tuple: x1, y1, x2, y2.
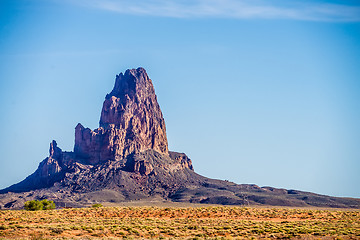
(100, 68, 165, 129)
(75, 67, 168, 164)
(1, 67, 359, 209)
(105, 68, 157, 103)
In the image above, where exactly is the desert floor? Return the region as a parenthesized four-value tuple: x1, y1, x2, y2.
(0, 202, 359, 239)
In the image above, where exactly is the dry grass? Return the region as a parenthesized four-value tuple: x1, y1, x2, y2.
(0, 205, 359, 239)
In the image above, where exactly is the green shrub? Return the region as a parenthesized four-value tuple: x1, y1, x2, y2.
(41, 199, 55, 210)
(24, 199, 55, 211)
(92, 203, 103, 208)
(24, 200, 43, 211)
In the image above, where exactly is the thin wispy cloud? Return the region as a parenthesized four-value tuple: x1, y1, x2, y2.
(74, 0, 360, 22)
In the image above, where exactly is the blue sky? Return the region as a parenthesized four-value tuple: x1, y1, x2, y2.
(0, 0, 359, 198)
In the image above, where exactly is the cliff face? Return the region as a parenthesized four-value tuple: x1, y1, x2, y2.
(74, 68, 169, 164)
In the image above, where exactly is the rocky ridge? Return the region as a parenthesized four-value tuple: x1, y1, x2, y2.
(1, 67, 359, 209)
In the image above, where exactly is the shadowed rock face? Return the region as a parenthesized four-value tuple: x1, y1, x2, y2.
(1, 67, 359, 209)
(74, 68, 169, 164)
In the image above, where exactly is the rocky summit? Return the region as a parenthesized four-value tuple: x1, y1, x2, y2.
(76, 68, 168, 164)
(1, 67, 359, 209)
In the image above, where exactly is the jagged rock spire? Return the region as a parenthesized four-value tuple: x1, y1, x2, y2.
(49, 140, 62, 160)
(74, 68, 168, 163)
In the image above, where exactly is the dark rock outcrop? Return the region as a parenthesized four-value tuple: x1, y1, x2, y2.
(1, 67, 359, 209)
(0, 141, 68, 193)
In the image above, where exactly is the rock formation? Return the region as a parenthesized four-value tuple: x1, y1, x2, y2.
(75, 68, 168, 165)
(1, 67, 359, 209)
(0, 67, 194, 199)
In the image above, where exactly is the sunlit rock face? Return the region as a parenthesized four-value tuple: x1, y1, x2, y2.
(75, 68, 169, 164)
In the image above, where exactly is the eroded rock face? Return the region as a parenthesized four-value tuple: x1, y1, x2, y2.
(169, 152, 194, 171)
(39, 140, 63, 177)
(74, 68, 169, 164)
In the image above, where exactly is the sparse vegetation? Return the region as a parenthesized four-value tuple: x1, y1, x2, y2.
(24, 200, 42, 211)
(24, 199, 55, 211)
(0, 205, 358, 239)
(40, 199, 56, 210)
(91, 203, 103, 208)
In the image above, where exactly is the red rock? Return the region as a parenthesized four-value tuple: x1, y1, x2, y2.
(74, 68, 169, 164)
